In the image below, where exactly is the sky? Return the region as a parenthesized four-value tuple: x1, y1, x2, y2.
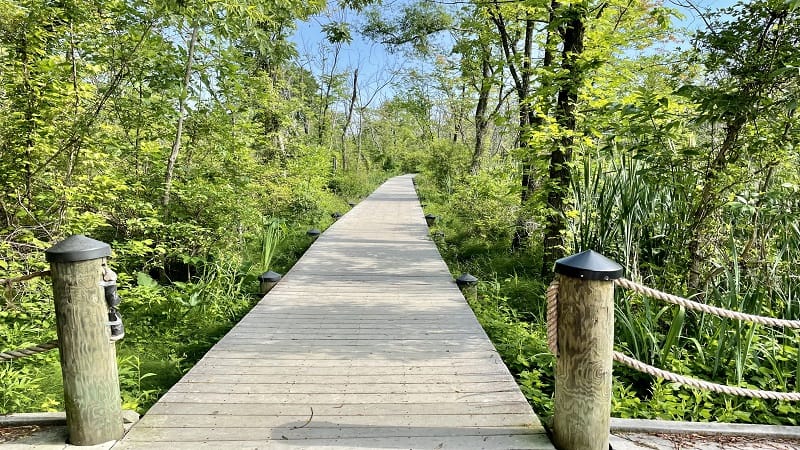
(289, 0, 741, 106)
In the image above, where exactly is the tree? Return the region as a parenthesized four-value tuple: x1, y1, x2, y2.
(679, 0, 800, 291)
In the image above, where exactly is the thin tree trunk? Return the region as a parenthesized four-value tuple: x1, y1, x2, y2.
(66, 23, 81, 185)
(470, 56, 492, 174)
(163, 24, 199, 213)
(318, 45, 341, 145)
(340, 68, 358, 172)
(687, 115, 746, 292)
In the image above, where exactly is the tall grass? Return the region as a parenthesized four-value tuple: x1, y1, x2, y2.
(569, 145, 800, 411)
(258, 218, 285, 272)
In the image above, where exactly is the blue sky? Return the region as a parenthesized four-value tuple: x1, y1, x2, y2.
(289, 0, 740, 105)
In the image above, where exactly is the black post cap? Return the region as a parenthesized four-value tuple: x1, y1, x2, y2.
(554, 250, 623, 281)
(456, 273, 478, 288)
(307, 228, 321, 237)
(258, 271, 282, 282)
(45, 235, 111, 263)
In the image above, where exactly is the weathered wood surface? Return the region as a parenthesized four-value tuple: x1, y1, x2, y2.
(553, 276, 615, 450)
(114, 175, 553, 449)
(51, 258, 123, 445)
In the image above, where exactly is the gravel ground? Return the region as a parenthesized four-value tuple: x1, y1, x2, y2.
(614, 432, 800, 449)
(0, 426, 42, 444)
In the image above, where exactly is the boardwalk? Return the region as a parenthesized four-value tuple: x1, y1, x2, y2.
(114, 175, 553, 449)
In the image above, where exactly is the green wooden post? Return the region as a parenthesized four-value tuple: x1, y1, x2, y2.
(46, 235, 123, 445)
(552, 250, 622, 450)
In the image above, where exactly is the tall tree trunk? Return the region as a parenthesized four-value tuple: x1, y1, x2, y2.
(543, 3, 585, 273)
(340, 69, 358, 172)
(163, 24, 199, 214)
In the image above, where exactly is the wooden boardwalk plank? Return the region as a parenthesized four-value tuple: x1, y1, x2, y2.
(113, 175, 553, 449)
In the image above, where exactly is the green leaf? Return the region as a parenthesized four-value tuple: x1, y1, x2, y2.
(136, 272, 158, 288)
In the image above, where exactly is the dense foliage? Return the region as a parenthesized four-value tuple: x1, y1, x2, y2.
(0, 0, 392, 413)
(407, 0, 800, 425)
(2, 0, 799, 427)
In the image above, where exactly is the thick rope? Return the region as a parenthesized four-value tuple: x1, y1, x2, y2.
(613, 351, 800, 401)
(0, 270, 51, 285)
(614, 277, 800, 329)
(547, 279, 800, 401)
(0, 340, 59, 361)
(546, 278, 559, 356)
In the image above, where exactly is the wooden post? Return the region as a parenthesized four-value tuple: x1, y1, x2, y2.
(45, 235, 123, 446)
(552, 250, 622, 450)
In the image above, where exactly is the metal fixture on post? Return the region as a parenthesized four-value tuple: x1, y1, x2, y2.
(331, 212, 342, 220)
(307, 228, 321, 239)
(258, 270, 282, 295)
(552, 250, 622, 450)
(45, 235, 124, 446)
(100, 266, 125, 341)
(455, 273, 478, 301)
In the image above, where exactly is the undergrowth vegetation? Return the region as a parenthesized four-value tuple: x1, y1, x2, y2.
(0, 170, 387, 414)
(415, 145, 800, 425)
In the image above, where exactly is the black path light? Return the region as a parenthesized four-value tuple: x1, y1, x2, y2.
(348, 201, 357, 207)
(455, 273, 478, 301)
(424, 213, 437, 227)
(331, 212, 342, 220)
(258, 270, 282, 295)
(307, 228, 321, 239)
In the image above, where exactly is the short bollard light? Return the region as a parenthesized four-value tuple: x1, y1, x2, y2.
(348, 201, 357, 207)
(258, 270, 282, 295)
(331, 212, 342, 220)
(307, 228, 321, 239)
(425, 213, 437, 227)
(455, 273, 478, 301)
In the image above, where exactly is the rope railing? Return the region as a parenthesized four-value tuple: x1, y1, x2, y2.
(547, 276, 800, 402)
(614, 277, 800, 329)
(612, 351, 800, 401)
(0, 340, 59, 361)
(1, 270, 59, 361)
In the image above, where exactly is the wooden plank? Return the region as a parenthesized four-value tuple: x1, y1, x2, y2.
(119, 425, 544, 441)
(180, 373, 510, 383)
(194, 357, 507, 368)
(167, 381, 518, 395)
(135, 413, 538, 429)
(114, 434, 553, 449)
(115, 175, 553, 450)
(156, 391, 528, 405)
(147, 402, 536, 417)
